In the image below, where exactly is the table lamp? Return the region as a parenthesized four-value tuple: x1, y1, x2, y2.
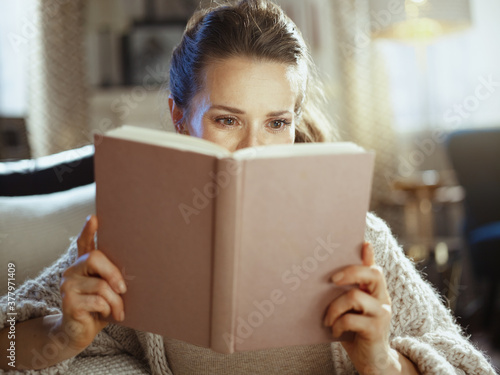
(369, 0, 472, 42)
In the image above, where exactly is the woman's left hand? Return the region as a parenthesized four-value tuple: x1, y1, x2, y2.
(324, 242, 418, 375)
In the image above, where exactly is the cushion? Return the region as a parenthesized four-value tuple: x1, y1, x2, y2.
(0, 183, 95, 295)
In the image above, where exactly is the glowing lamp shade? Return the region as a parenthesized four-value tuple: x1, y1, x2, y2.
(370, 0, 472, 41)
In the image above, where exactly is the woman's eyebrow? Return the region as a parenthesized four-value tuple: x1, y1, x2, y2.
(209, 105, 292, 117)
(267, 110, 292, 117)
(209, 105, 245, 114)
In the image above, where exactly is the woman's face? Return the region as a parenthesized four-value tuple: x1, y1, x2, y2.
(170, 57, 298, 152)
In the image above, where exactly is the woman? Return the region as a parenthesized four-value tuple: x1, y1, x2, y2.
(0, 1, 496, 374)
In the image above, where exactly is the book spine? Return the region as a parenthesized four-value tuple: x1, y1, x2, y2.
(210, 158, 243, 354)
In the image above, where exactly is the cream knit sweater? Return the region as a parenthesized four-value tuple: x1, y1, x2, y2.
(0, 213, 497, 374)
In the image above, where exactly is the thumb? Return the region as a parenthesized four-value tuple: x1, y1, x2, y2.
(362, 241, 375, 267)
(77, 215, 98, 257)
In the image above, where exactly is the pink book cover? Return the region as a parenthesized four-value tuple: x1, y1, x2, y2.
(94, 129, 375, 353)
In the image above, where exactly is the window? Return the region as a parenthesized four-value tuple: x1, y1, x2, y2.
(0, 1, 32, 117)
(377, 0, 500, 133)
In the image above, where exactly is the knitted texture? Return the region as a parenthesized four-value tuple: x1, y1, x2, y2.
(163, 336, 336, 375)
(0, 213, 497, 374)
(66, 353, 150, 374)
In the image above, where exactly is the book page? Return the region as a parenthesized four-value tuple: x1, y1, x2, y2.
(233, 142, 365, 160)
(105, 125, 231, 157)
(105, 125, 366, 160)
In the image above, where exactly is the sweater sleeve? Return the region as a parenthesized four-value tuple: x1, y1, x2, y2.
(364, 212, 497, 375)
(1, 238, 163, 375)
(0, 238, 80, 374)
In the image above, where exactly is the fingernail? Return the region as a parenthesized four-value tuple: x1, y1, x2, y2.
(119, 311, 125, 322)
(118, 281, 127, 294)
(332, 272, 344, 283)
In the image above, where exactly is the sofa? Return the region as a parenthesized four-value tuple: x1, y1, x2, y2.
(0, 145, 96, 296)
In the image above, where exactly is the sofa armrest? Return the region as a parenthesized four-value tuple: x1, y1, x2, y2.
(0, 145, 94, 196)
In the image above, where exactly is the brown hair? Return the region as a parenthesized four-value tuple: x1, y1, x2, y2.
(169, 0, 335, 142)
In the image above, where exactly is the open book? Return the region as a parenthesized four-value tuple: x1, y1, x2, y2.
(94, 125, 375, 353)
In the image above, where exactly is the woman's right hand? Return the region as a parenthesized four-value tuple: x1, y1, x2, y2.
(59, 215, 127, 352)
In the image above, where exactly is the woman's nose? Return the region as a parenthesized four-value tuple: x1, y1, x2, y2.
(235, 129, 260, 150)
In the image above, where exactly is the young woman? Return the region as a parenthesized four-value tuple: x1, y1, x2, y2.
(0, 1, 496, 374)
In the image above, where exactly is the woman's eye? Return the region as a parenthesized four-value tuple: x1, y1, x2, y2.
(269, 120, 290, 130)
(217, 118, 236, 126)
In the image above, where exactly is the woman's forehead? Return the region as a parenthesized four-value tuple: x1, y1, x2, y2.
(199, 57, 300, 111)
